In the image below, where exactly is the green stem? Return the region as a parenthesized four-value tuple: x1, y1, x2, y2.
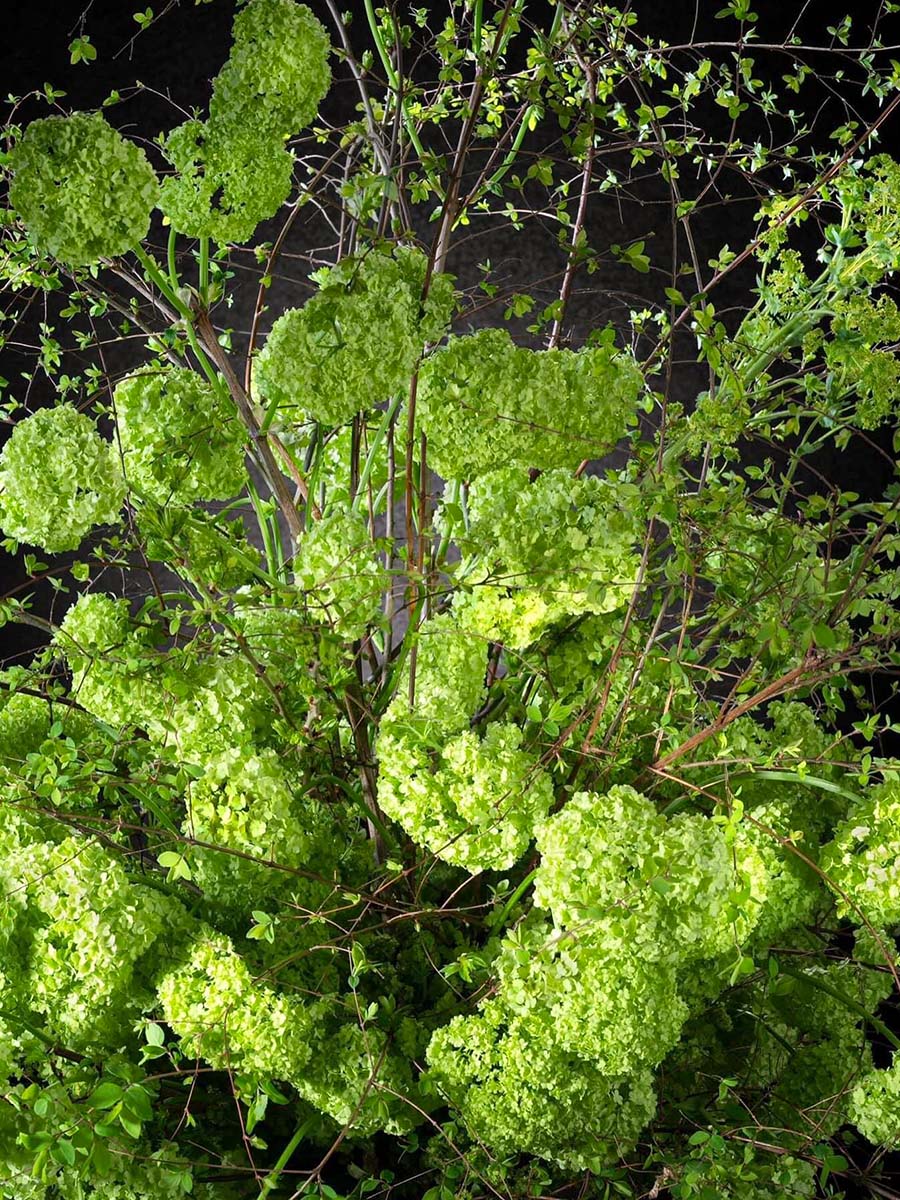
(198, 235, 210, 305)
(362, 0, 429, 165)
(167, 226, 180, 297)
(351, 396, 402, 514)
(435, 478, 460, 563)
(184, 319, 225, 393)
(258, 1119, 312, 1198)
(491, 868, 537, 930)
(247, 479, 281, 578)
(480, 103, 540, 196)
(133, 245, 191, 320)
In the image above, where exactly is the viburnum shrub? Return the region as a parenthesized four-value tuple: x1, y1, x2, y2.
(2, 1, 900, 1197)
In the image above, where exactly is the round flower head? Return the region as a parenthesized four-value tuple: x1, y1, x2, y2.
(114, 366, 247, 503)
(158, 119, 294, 245)
(254, 246, 455, 426)
(416, 328, 641, 479)
(209, 0, 331, 141)
(0, 405, 124, 552)
(8, 112, 158, 266)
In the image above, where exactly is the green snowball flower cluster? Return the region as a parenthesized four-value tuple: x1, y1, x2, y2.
(426, 996, 657, 1169)
(424, 785, 776, 1167)
(389, 612, 488, 735)
(1, 816, 182, 1053)
(158, 120, 295, 245)
(185, 746, 335, 905)
(158, 929, 316, 1083)
(293, 506, 390, 637)
(8, 112, 158, 266)
(416, 327, 641, 480)
(377, 608, 556, 871)
(0, 405, 124, 552)
(113, 367, 247, 503)
(159, 0, 330, 243)
(493, 916, 688, 1077)
(377, 719, 554, 872)
(296, 1020, 420, 1136)
(850, 1059, 900, 1147)
(209, 0, 331, 141)
(56, 593, 167, 731)
(158, 652, 280, 761)
(533, 786, 754, 960)
(254, 246, 456, 426)
(821, 778, 900, 926)
(452, 468, 640, 647)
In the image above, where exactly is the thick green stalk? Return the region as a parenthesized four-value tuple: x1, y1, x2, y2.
(258, 1119, 313, 1197)
(198, 235, 210, 305)
(351, 395, 402, 514)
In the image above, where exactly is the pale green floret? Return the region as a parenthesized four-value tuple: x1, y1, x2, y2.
(254, 247, 456, 426)
(209, 0, 331, 141)
(426, 998, 657, 1169)
(158, 929, 316, 1084)
(56, 593, 167, 731)
(376, 720, 553, 872)
(416, 328, 641, 480)
(7, 112, 158, 266)
(494, 918, 688, 1075)
(0, 688, 89, 769)
(159, 119, 295, 245)
(0, 405, 124, 552)
(451, 467, 639, 647)
(463, 467, 640, 583)
(820, 778, 900, 926)
(851, 1060, 900, 1146)
(390, 612, 487, 736)
(158, 0, 332, 244)
(293, 507, 389, 637)
(534, 787, 756, 961)
(114, 367, 247, 503)
(297, 1023, 420, 1135)
(6, 829, 183, 1052)
(185, 746, 334, 905)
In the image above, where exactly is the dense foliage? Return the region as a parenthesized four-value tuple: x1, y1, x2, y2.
(2, 1, 900, 1197)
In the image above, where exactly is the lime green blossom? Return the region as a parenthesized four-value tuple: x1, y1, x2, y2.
(254, 247, 455, 426)
(114, 367, 247, 503)
(8, 113, 158, 266)
(0, 406, 124, 552)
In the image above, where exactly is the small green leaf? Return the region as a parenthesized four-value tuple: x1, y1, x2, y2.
(89, 1081, 124, 1110)
(69, 36, 97, 65)
(145, 1022, 165, 1048)
(51, 1139, 76, 1167)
